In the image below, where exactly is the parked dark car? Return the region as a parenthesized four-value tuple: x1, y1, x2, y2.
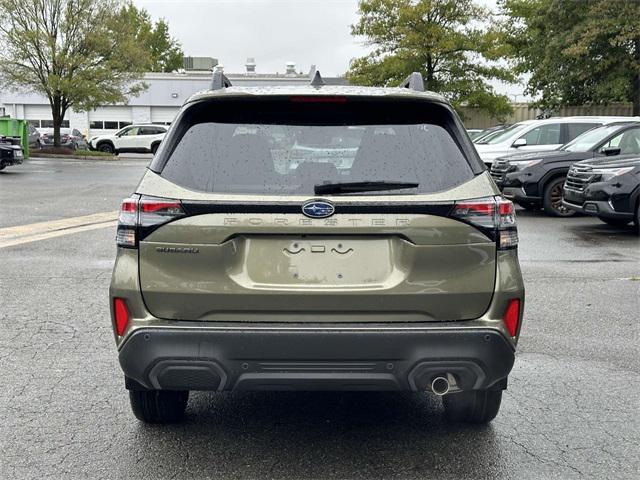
(491, 122, 640, 216)
(39, 128, 88, 150)
(0, 136, 24, 170)
(562, 155, 640, 233)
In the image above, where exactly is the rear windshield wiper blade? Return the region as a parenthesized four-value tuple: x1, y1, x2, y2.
(314, 181, 419, 195)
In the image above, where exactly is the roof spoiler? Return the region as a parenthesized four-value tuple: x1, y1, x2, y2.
(211, 66, 232, 90)
(400, 72, 425, 92)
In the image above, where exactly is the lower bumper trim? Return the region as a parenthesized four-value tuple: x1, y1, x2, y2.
(119, 327, 515, 392)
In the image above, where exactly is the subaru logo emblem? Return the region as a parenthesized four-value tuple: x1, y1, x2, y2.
(302, 200, 335, 218)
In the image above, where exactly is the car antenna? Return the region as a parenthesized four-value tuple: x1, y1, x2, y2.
(400, 72, 425, 92)
(310, 70, 325, 88)
(210, 65, 232, 90)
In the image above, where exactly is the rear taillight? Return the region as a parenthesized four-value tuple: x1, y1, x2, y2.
(116, 195, 185, 248)
(503, 298, 521, 337)
(113, 298, 130, 336)
(450, 196, 518, 250)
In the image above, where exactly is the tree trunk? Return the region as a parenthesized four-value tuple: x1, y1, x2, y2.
(634, 75, 640, 117)
(425, 54, 435, 91)
(51, 95, 63, 147)
(634, 40, 640, 116)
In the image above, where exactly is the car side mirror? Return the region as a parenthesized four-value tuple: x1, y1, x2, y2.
(512, 138, 527, 148)
(601, 146, 621, 156)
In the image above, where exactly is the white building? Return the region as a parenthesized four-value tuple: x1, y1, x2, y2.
(0, 59, 348, 137)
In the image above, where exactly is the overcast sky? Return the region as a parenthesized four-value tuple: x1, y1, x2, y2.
(133, 0, 524, 97)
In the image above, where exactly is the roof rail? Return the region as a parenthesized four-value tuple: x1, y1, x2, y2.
(400, 72, 425, 92)
(310, 70, 325, 87)
(211, 66, 232, 90)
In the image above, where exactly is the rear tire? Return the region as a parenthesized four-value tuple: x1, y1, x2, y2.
(634, 201, 639, 235)
(129, 390, 189, 424)
(598, 216, 630, 227)
(443, 390, 503, 424)
(543, 178, 575, 217)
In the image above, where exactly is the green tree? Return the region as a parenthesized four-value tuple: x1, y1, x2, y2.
(120, 3, 183, 73)
(348, 0, 515, 119)
(500, 0, 640, 115)
(0, 0, 150, 146)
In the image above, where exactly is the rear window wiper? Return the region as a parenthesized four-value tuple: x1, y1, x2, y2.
(314, 181, 419, 195)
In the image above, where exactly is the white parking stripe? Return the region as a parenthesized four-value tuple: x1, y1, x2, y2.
(0, 212, 118, 248)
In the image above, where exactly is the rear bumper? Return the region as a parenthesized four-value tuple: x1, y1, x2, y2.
(119, 325, 515, 393)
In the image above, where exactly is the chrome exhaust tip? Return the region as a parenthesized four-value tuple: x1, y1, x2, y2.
(431, 376, 450, 396)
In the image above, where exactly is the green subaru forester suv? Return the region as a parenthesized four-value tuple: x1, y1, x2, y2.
(110, 72, 524, 424)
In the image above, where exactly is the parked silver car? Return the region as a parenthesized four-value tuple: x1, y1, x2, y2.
(38, 128, 88, 150)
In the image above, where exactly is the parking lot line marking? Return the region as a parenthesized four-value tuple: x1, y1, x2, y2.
(0, 212, 118, 248)
(0, 212, 117, 239)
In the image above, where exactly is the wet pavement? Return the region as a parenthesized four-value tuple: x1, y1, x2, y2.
(1, 158, 639, 479)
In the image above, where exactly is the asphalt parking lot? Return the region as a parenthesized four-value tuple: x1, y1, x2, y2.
(1, 157, 639, 480)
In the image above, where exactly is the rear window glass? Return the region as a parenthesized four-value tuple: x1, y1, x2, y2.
(158, 98, 476, 195)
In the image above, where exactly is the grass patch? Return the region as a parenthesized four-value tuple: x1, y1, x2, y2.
(34, 147, 115, 159)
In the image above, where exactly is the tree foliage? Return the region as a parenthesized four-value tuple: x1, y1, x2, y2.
(500, 0, 640, 114)
(348, 0, 515, 119)
(120, 3, 183, 73)
(0, 0, 151, 145)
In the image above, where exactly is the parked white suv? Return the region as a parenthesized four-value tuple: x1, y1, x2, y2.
(474, 117, 640, 167)
(88, 124, 168, 155)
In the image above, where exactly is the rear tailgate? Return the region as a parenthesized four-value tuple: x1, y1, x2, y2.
(137, 94, 495, 322)
(138, 206, 496, 322)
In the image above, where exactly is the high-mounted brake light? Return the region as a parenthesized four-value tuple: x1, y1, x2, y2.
(290, 96, 348, 103)
(113, 298, 130, 336)
(449, 196, 518, 250)
(503, 298, 521, 337)
(116, 195, 185, 248)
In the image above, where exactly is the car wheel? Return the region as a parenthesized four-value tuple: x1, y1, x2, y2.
(543, 178, 575, 217)
(634, 201, 640, 235)
(129, 390, 189, 424)
(97, 143, 114, 154)
(0, 164, 5, 171)
(598, 216, 630, 227)
(442, 389, 503, 424)
(151, 143, 159, 155)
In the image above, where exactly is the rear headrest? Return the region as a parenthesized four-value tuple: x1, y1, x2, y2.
(213, 133, 274, 181)
(352, 133, 415, 180)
